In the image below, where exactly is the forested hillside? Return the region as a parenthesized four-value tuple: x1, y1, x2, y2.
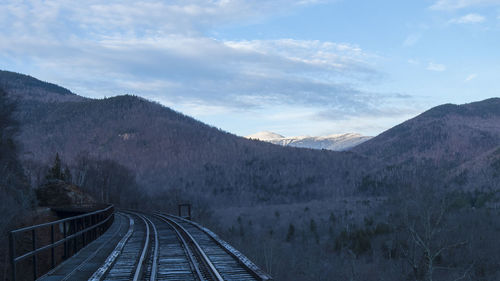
(2, 71, 370, 206)
(4, 70, 500, 204)
(3, 70, 500, 280)
(0, 86, 34, 229)
(0, 70, 83, 103)
(353, 99, 500, 194)
(0, 87, 35, 280)
(354, 99, 500, 164)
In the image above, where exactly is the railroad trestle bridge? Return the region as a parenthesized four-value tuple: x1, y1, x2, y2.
(9, 205, 272, 281)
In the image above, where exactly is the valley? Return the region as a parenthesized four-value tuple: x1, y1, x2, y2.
(1, 71, 500, 280)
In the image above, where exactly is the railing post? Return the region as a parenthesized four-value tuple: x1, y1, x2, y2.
(95, 214, 98, 238)
(93, 214, 96, 240)
(73, 220, 77, 253)
(96, 213, 100, 235)
(51, 224, 55, 268)
(90, 215, 93, 241)
(110, 212, 114, 230)
(63, 222, 68, 259)
(82, 217, 86, 247)
(9, 232, 16, 281)
(32, 229, 37, 280)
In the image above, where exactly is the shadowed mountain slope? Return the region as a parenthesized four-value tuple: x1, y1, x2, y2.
(1, 71, 369, 205)
(4, 70, 500, 200)
(0, 70, 83, 103)
(354, 98, 500, 192)
(353, 98, 500, 166)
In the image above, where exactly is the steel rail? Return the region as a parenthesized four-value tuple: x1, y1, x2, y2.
(155, 213, 224, 281)
(162, 213, 272, 281)
(138, 214, 159, 281)
(153, 213, 206, 281)
(88, 213, 135, 281)
(130, 212, 151, 281)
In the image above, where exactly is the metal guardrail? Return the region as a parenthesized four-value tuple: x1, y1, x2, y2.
(9, 205, 114, 281)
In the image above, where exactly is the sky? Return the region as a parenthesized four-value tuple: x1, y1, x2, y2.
(1, 0, 499, 137)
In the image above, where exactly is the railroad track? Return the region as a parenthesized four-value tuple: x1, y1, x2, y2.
(152, 214, 222, 281)
(87, 211, 271, 281)
(154, 213, 271, 281)
(89, 211, 155, 281)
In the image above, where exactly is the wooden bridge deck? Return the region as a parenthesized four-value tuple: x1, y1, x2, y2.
(38, 213, 129, 281)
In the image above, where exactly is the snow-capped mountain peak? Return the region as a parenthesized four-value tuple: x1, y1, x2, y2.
(245, 131, 372, 151)
(246, 131, 285, 140)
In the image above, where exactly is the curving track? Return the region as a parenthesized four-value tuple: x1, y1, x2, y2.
(86, 211, 271, 281)
(155, 214, 267, 281)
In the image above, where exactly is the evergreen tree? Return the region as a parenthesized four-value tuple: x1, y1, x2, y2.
(286, 223, 295, 242)
(0, 88, 18, 164)
(310, 219, 317, 233)
(0, 87, 28, 189)
(0, 87, 32, 231)
(63, 166, 72, 183)
(46, 153, 64, 181)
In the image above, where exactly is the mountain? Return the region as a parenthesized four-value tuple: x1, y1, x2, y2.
(0, 70, 83, 103)
(246, 131, 285, 140)
(354, 99, 500, 164)
(246, 131, 372, 151)
(353, 98, 500, 192)
(4, 69, 500, 201)
(1, 70, 369, 206)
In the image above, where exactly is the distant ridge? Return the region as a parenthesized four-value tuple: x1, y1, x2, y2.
(246, 131, 285, 140)
(353, 98, 500, 164)
(2, 70, 369, 205)
(0, 70, 83, 103)
(4, 69, 500, 201)
(246, 131, 372, 151)
(353, 98, 500, 192)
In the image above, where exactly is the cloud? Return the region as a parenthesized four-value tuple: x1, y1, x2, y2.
(223, 39, 378, 79)
(407, 59, 420, 65)
(465, 73, 477, 81)
(427, 62, 447, 71)
(1, 32, 386, 114)
(0, 0, 333, 39)
(0, 0, 414, 135)
(449, 13, 486, 24)
(314, 94, 416, 120)
(403, 34, 421, 47)
(430, 0, 500, 10)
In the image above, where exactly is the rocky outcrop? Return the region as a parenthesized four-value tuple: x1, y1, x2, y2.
(36, 180, 96, 207)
